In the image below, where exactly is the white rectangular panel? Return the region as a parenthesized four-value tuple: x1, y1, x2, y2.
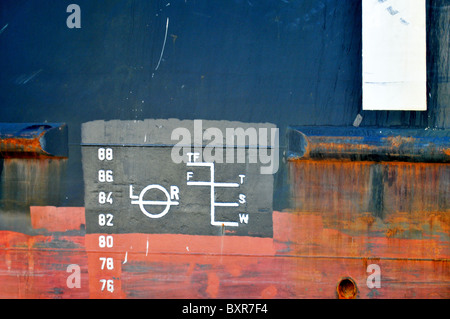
(362, 0, 427, 111)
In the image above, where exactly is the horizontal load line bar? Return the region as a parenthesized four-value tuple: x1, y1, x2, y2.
(80, 143, 276, 149)
(187, 181, 240, 187)
(0, 123, 68, 159)
(214, 202, 239, 207)
(131, 200, 179, 205)
(212, 221, 239, 227)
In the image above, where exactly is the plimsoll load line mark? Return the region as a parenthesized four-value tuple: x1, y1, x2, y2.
(187, 161, 242, 227)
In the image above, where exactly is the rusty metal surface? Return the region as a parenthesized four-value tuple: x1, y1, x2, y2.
(0, 131, 448, 299)
(0, 208, 448, 299)
(287, 160, 449, 240)
(0, 159, 67, 216)
(0, 123, 68, 159)
(287, 126, 450, 163)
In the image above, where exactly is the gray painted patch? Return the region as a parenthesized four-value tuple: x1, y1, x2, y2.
(82, 119, 275, 237)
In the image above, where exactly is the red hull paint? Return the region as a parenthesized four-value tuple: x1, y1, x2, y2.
(0, 208, 448, 299)
(30, 206, 85, 233)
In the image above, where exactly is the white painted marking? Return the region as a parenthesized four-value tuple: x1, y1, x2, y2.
(130, 184, 179, 219)
(214, 202, 239, 207)
(239, 213, 249, 224)
(186, 161, 240, 227)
